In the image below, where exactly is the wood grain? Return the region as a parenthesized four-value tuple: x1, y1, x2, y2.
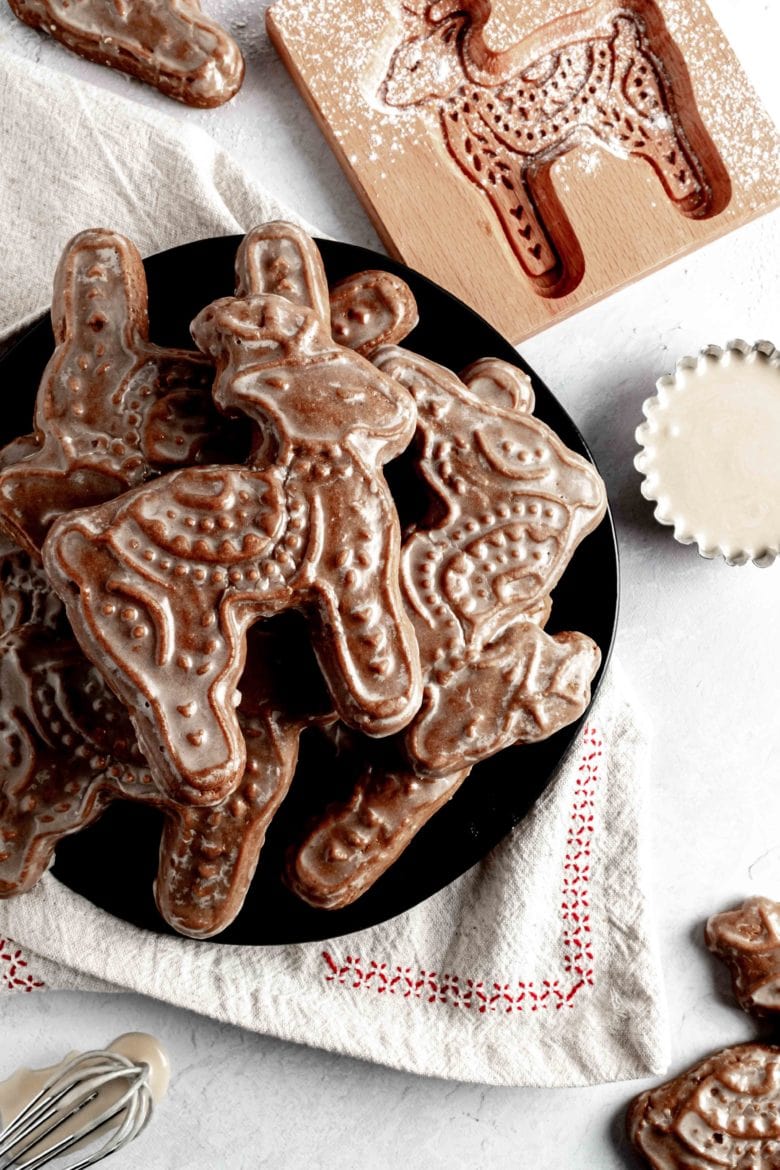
(267, 0, 779, 343)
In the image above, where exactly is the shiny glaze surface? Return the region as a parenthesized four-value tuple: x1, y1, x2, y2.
(628, 1044, 780, 1169)
(7, 0, 244, 107)
(706, 897, 780, 1017)
(44, 287, 422, 805)
(0, 229, 228, 558)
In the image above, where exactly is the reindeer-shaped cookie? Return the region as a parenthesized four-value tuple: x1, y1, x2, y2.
(287, 350, 605, 909)
(0, 225, 419, 560)
(382, 0, 729, 295)
(706, 897, 780, 1017)
(43, 226, 423, 808)
(0, 229, 231, 558)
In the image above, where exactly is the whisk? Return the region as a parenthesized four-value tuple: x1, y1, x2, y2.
(0, 1039, 161, 1170)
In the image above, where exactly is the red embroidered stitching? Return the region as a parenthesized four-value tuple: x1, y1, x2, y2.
(0, 938, 45, 992)
(322, 725, 603, 1013)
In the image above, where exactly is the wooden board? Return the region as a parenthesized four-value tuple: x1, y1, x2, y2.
(267, 0, 779, 344)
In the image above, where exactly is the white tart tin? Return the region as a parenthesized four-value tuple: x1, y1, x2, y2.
(635, 340, 780, 567)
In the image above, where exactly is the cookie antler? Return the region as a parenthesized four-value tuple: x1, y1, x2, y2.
(236, 221, 419, 359)
(235, 221, 332, 321)
(328, 271, 419, 357)
(50, 227, 147, 351)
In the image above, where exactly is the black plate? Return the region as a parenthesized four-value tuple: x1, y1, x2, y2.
(0, 237, 618, 945)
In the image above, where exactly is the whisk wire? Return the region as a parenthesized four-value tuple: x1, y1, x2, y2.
(0, 1050, 154, 1170)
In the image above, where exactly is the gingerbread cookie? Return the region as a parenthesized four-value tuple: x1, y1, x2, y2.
(287, 730, 469, 910)
(0, 229, 228, 557)
(287, 351, 604, 908)
(7, 0, 244, 108)
(0, 614, 333, 937)
(43, 290, 422, 807)
(628, 1044, 780, 1169)
(373, 348, 606, 776)
(706, 897, 780, 1017)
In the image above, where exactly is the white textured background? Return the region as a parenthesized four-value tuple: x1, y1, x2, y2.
(0, 0, 779, 1166)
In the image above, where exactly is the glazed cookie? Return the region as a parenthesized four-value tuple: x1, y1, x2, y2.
(44, 291, 422, 807)
(155, 618, 336, 938)
(628, 1044, 780, 1169)
(0, 615, 334, 938)
(706, 896, 780, 1017)
(0, 229, 228, 557)
(372, 348, 606, 777)
(287, 352, 605, 908)
(7, 0, 244, 108)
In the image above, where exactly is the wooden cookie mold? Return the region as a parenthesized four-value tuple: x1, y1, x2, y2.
(268, 0, 779, 342)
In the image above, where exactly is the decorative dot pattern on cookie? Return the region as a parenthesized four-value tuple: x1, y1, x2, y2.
(43, 289, 423, 807)
(628, 1044, 780, 1169)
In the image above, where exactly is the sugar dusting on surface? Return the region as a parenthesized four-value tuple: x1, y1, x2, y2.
(271, 0, 444, 163)
(270, 0, 779, 199)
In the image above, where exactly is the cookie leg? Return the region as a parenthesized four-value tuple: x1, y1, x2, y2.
(310, 513, 422, 738)
(155, 713, 304, 938)
(287, 758, 470, 910)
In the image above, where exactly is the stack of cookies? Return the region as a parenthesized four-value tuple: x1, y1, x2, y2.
(0, 222, 607, 938)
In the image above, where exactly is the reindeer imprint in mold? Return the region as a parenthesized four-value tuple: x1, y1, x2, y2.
(381, 0, 731, 296)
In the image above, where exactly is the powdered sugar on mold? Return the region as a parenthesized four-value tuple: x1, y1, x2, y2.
(271, 0, 777, 197)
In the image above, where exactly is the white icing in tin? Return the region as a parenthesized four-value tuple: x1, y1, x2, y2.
(635, 340, 780, 566)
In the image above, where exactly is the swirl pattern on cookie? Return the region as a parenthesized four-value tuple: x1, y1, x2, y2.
(628, 1044, 780, 1169)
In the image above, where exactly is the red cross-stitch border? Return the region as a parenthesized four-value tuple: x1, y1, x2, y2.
(322, 725, 602, 1013)
(0, 939, 45, 992)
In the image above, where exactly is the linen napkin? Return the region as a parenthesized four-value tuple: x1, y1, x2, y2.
(0, 49, 669, 1087)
